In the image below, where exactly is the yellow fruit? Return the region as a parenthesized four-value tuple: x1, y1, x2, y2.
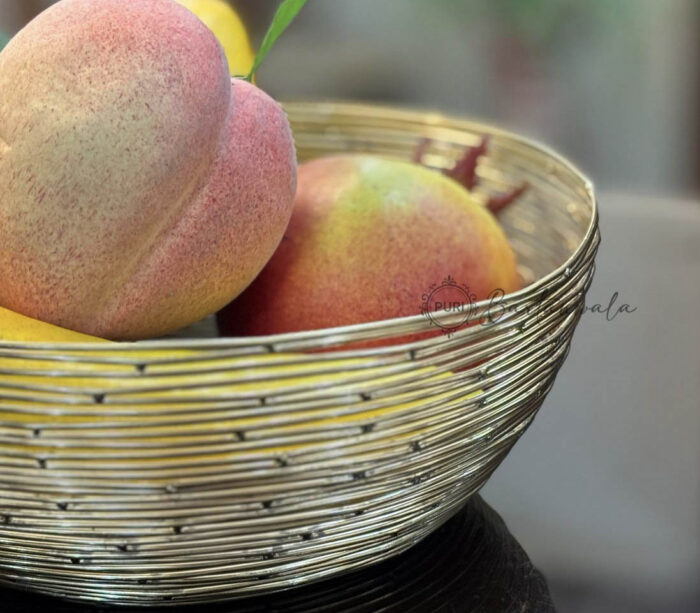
(0, 307, 478, 461)
(0, 306, 451, 406)
(0, 306, 104, 343)
(175, 0, 256, 77)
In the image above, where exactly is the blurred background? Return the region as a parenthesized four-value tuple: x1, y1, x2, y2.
(1, 1, 699, 612)
(1, 0, 698, 195)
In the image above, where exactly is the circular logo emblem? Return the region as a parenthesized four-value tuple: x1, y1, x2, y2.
(421, 276, 477, 334)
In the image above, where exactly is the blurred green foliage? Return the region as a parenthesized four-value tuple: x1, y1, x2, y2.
(420, 0, 632, 47)
(0, 31, 8, 52)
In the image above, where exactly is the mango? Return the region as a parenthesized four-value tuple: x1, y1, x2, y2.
(0, 0, 296, 340)
(218, 155, 520, 336)
(175, 0, 256, 77)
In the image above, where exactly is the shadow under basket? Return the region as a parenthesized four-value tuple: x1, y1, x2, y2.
(0, 102, 599, 606)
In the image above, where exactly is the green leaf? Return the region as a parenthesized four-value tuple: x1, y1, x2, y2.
(246, 0, 309, 81)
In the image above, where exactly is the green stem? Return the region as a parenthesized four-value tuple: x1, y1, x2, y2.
(245, 0, 309, 82)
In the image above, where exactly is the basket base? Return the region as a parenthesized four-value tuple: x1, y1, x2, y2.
(0, 496, 553, 611)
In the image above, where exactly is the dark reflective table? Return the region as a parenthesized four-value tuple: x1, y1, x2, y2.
(2, 496, 554, 612)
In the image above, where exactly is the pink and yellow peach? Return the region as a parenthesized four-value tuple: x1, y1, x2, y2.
(0, 0, 296, 339)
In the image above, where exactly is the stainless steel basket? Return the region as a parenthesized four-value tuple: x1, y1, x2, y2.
(0, 102, 599, 606)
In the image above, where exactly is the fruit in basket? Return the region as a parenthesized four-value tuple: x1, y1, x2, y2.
(218, 155, 521, 336)
(175, 0, 256, 77)
(0, 305, 103, 344)
(1, 304, 452, 419)
(0, 0, 297, 340)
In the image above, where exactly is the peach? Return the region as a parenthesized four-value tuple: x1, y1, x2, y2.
(218, 155, 520, 337)
(0, 0, 296, 339)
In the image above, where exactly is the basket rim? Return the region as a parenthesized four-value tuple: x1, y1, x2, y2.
(2, 100, 598, 351)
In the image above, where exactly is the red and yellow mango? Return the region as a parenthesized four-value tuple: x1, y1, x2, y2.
(219, 155, 520, 336)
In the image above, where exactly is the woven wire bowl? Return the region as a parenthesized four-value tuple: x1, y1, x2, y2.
(0, 102, 599, 606)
